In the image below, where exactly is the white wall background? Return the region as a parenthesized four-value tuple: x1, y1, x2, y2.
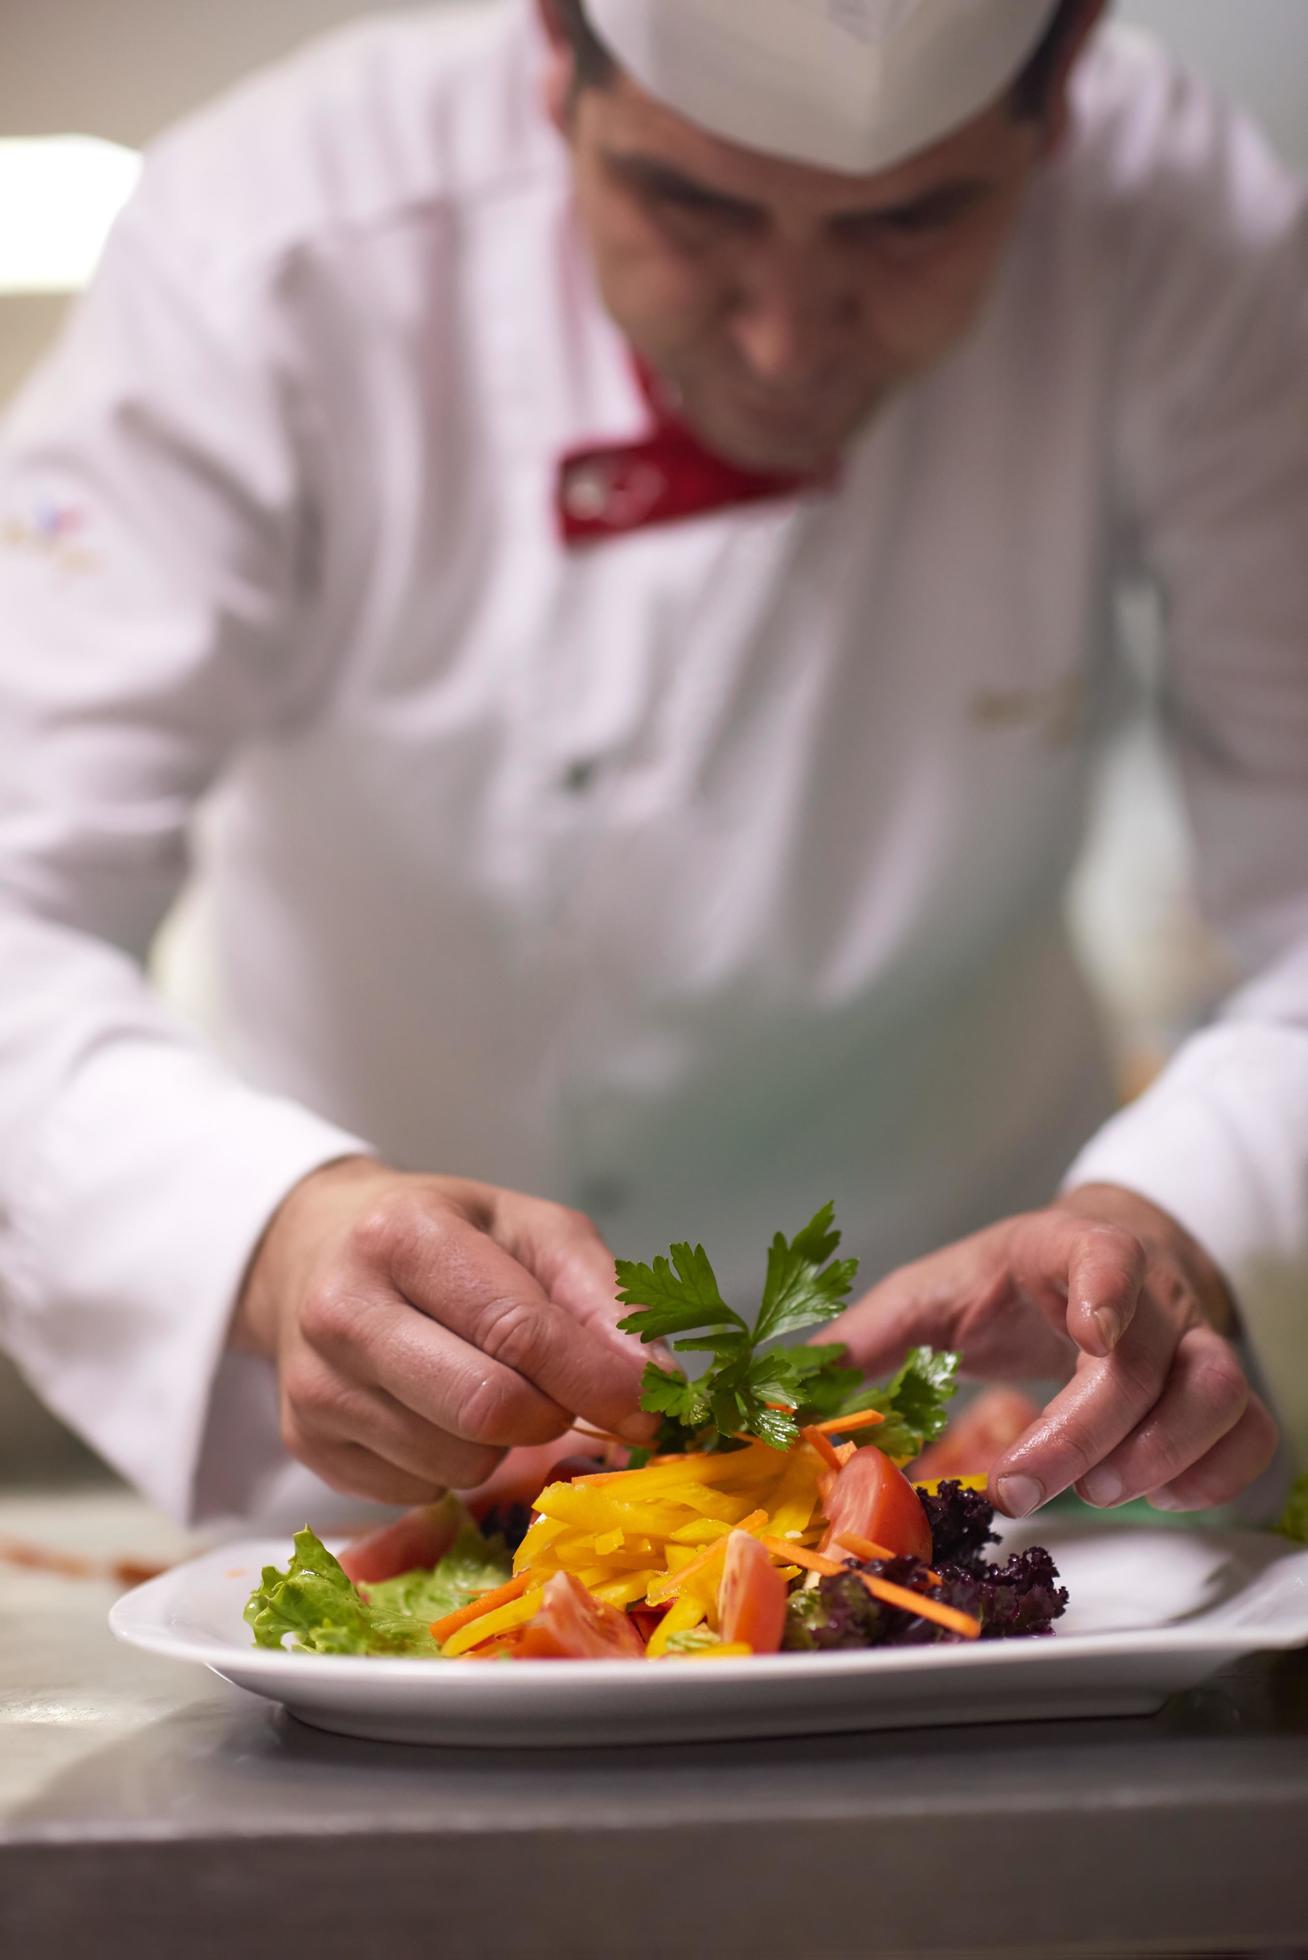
(1, 3, 1305, 1478)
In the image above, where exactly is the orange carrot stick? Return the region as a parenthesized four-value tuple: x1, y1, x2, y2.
(810, 1409, 886, 1435)
(759, 1537, 846, 1577)
(429, 1571, 532, 1643)
(800, 1425, 844, 1474)
(835, 1531, 898, 1563)
(859, 1573, 981, 1640)
(838, 1531, 942, 1584)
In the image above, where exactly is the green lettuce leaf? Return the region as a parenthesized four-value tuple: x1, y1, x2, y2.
(243, 1523, 512, 1657)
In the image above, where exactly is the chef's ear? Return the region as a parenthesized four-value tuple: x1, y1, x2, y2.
(1023, 0, 1109, 158)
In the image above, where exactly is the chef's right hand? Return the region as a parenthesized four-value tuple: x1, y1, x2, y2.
(233, 1157, 657, 1503)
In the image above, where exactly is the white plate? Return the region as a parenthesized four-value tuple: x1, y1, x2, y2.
(109, 1519, 1308, 1748)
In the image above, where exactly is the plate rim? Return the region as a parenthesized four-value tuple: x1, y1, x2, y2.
(109, 1525, 1308, 1686)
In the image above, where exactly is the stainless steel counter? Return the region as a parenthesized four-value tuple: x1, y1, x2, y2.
(2, 1487, 1306, 1960)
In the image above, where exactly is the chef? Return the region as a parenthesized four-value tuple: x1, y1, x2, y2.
(0, 0, 1302, 1531)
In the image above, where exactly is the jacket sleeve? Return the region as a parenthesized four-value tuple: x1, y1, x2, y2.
(1064, 63, 1308, 1466)
(0, 175, 372, 1523)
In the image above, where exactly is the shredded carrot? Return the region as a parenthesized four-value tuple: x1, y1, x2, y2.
(800, 1426, 844, 1474)
(835, 1531, 898, 1564)
(838, 1531, 942, 1584)
(833, 1441, 857, 1467)
(759, 1537, 845, 1577)
(429, 1571, 532, 1644)
(859, 1572, 981, 1640)
(810, 1409, 886, 1435)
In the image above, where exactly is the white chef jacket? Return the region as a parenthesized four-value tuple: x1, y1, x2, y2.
(0, 5, 1305, 1527)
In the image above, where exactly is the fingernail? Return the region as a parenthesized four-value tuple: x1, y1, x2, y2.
(1149, 1491, 1185, 1512)
(995, 1474, 1044, 1519)
(1093, 1306, 1123, 1354)
(617, 1413, 658, 1445)
(1080, 1467, 1124, 1508)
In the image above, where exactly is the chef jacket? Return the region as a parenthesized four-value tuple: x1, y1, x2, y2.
(0, 4, 1305, 1526)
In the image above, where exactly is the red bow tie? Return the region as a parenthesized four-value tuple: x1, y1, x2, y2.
(557, 359, 837, 547)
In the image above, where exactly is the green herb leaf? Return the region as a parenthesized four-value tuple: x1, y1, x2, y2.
(753, 1202, 860, 1346)
(615, 1242, 747, 1343)
(615, 1205, 958, 1461)
(639, 1361, 712, 1429)
(834, 1346, 960, 1461)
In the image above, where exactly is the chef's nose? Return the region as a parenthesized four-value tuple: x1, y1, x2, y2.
(725, 251, 861, 388)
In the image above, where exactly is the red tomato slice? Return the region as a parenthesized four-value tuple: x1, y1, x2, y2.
(718, 1531, 787, 1654)
(338, 1500, 459, 1586)
(518, 1572, 646, 1660)
(819, 1447, 933, 1564)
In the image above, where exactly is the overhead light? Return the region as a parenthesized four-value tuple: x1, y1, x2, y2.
(0, 136, 143, 296)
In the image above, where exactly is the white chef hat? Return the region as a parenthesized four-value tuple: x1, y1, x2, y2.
(584, 0, 1063, 175)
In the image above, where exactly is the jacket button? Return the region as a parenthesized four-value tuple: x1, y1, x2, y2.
(561, 757, 601, 795)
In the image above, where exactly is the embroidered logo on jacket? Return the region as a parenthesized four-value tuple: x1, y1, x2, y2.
(1, 497, 101, 577)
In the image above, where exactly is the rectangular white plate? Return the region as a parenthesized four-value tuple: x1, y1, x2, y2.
(109, 1518, 1308, 1748)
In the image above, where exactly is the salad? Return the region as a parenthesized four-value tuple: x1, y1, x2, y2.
(246, 1206, 1068, 1662)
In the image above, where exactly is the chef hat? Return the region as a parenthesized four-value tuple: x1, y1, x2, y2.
(584, 0, 1063, 175)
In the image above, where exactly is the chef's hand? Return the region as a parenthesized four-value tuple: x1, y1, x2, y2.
(827, 1184, 1279, 1519)
(233, 1157, 656, 1503)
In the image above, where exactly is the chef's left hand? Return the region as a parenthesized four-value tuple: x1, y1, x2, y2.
(827, 1183, 1279, 1519)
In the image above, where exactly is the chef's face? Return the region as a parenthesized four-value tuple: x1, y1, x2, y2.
(544, 46, 1069, 473)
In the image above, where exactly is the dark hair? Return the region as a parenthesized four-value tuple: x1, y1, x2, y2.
(557, 0, 1090, 122)
(1010, 0, 1091, 119)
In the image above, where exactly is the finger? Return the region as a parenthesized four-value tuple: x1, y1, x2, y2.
(339, 1500, 460, 1586)
(284, 1427, 454, 1508)
(1075, 1326, 1248, 1508)
(500, 1198, 677, 1378)
(1041, 1217, 1146, 1359)
(288, 1342, 517, 1485)
(301, 1289, 577, 1452)
(826, 1241, 1073, 1383)
(1146, 1393, 1280, 1512)
(380, 1209, 655, 1441)
(990, 1282, 1187, 1516)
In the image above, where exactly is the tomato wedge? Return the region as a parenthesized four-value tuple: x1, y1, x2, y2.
(717, 1530, 787, 1655)
(819, 1447, 933, 1564)
(338, 1500, 458, 1587)
(517, 1571, 646, 1660)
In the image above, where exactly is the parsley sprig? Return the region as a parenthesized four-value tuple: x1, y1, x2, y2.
(615, 1202, 958, 1458)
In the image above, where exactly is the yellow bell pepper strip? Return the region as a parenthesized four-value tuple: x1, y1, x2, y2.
(646, 1592, 707, 1657)
(669, 1643, 754, 1661)
(441, 1587, 548, 1658)
(646, 1509, 769, 1605)
(914, 1475, 989, 1496)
